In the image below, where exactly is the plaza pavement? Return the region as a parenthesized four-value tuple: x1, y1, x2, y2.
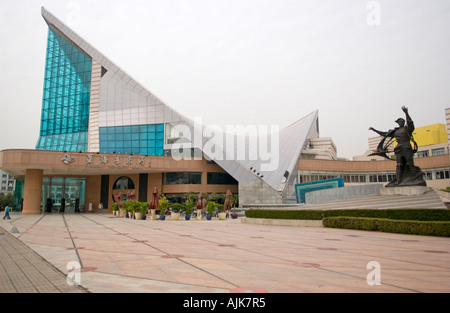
(0, 212, 449, 293)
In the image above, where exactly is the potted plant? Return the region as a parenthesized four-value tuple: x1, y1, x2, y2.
(217, 203, 226, 220)
(122, 201, 133, 218)
(206, 201, 216, 220)
(111, 202, 119, 216)
(158, 195, 170, 221)
(138, 202, 149, 220)
(126, 201, 139, 220)
(171, 203, 181, 221)
(184, 199, 195, 220)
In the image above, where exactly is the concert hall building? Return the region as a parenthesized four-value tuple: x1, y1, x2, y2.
(0, 8, 449, 214)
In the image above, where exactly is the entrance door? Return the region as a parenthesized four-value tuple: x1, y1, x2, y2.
(41, 177, 86, 213)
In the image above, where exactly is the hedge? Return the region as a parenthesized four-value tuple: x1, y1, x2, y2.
(244, 209, 450, 221)
(323, 217, 450, 237)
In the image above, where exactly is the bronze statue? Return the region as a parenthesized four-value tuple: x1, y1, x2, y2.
(369, 106, 426, 187)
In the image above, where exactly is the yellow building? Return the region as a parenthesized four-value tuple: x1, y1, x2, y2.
(413, 123, 448, 147)
(413, 123, 449, 158)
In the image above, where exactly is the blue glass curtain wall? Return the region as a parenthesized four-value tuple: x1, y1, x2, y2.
(99, 124, 165, 155)
(36, 28, 92, 152)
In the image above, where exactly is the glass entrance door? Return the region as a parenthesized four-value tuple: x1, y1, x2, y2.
(42, 177, 86, 213)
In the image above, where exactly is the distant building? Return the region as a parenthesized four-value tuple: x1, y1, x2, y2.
(0, 169, 15, 194)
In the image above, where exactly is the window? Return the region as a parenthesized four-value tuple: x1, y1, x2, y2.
(416, 150, 429, 158)
(163, 172, 202, 185)
(207, 172, 238, 185)
(99, 124, 164, 155)
(113, 176, 135, 190)
(436, 170, 450, 180)
(432, 148, 445, 156)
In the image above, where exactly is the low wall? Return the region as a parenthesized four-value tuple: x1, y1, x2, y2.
(241, 217, 323, 227)
(305, 184, 383, 204)
(239, 180, 283, 205)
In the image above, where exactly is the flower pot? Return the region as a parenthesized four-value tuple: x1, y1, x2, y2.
(218, 212, 227, 220)
(141, 215, 147, 220)
(231, 213, 238, 219)
(160, 215, 165, 221)
(171, 212, 180, 220)
(135, 212, 142, 220)
(206, 215, 212, 220)
(185, 215, 191, 221)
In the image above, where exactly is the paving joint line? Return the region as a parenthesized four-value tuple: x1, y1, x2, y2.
(79, 214, 239, 288)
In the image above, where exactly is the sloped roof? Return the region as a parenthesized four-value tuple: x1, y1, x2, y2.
(191, 110, 319, 192)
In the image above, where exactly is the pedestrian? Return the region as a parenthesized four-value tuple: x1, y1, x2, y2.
(3, 205, 11, 220)
(98, 202, 103, 214)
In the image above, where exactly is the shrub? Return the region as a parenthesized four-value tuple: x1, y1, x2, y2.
(245, 208, 450, 237)
(322, 217, 450, 237)
(244, 209, 450, 221)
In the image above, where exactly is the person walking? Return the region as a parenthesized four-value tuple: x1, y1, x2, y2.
(98, 202, 103, 214)
(3, 205, 11, 220)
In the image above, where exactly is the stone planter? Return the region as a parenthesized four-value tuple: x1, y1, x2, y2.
(171, 212, 180, 220)
(135, 212, 142, 220)
(196, 209, 202, 220)
(218, 212, 227, 220)
(150, 209, 157, 220)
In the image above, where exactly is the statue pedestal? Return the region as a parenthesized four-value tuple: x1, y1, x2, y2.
(380, 186, 433, 196)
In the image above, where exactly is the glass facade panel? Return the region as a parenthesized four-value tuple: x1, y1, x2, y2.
(36, 28, 92, 152)
(99, 124, 164, 155)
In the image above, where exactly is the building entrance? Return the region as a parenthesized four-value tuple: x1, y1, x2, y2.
(42, 177, 86, 213)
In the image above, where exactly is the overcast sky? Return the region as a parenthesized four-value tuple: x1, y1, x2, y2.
(0, 0, 449, 159)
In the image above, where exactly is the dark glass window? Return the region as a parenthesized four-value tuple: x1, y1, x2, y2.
(207, 172, 238, 185)
(113, 176, 135, 190)
(163, 172, 202, 185)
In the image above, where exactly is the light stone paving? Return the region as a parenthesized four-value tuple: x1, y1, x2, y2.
(0, 212, 449, 293)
